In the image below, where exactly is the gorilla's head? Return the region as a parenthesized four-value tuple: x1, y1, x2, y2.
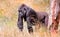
(18, 4, 30, 14)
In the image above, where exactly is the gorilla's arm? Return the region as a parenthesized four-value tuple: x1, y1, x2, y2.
(26, 17, 33, 33)
(17, 12, 23, 31)
(26, 9, 38, 25)
(26, 9, 37, 33)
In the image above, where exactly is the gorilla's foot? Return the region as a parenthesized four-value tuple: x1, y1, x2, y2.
(28, 27, 33, 33)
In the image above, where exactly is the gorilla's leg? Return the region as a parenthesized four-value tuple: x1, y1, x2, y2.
(17, 13, 23, 31)
(45, 15, 48, 27)
(26, 17, 33, 33)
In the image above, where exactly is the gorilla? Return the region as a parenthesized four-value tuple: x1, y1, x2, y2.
(17, 4, 48, 33)
(17, 4, 37, 33)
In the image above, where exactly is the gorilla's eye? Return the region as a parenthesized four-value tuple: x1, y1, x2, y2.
(23, 8, 27, 13)
(24, 8, 26, 10)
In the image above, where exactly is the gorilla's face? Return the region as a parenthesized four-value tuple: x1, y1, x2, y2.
(18, 8, 27, 14)
(22, 7, 27, 14)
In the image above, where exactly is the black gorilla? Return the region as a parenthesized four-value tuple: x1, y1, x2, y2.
(17, 4, 48, 33)
(17, 4, 37, 33)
